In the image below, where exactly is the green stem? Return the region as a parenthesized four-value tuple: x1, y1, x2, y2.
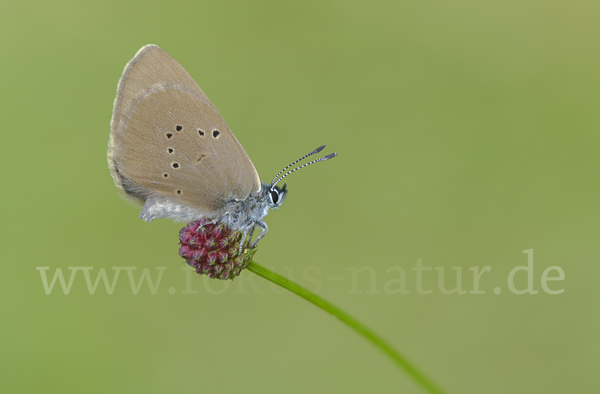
(247, 261, 447, 394)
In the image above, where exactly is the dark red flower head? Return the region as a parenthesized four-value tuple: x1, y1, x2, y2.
(179, 218, 256, 280)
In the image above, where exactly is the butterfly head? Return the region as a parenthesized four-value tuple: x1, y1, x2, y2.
(266, 183, 287, 209)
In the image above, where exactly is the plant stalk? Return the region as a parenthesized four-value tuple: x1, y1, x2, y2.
(247, 261, 447, 394)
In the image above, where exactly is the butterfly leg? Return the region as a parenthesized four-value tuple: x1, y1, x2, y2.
(250, 220, 268, 248)
(196, 212, 231, 231)
(196, 218, 217, 231)
(239, 223, 255, 255)
(238, 220, 268, 254)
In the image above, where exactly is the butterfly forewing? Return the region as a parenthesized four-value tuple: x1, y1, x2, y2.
(108, 45, 261, 213)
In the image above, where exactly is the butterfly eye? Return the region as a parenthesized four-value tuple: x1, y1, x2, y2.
(269, 189, 279, 205)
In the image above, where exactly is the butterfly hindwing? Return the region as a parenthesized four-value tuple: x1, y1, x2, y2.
(108, 45, 261, 216)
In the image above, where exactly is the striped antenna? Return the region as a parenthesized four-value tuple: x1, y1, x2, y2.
(271, 152, 337, 188)
(271, 145, 326, 185)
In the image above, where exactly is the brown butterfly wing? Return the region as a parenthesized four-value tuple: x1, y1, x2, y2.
(108, 45, 261, 214)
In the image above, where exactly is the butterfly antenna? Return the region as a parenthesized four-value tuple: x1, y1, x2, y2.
(271, 145, 326, 185)
(272, 152, 338, 187)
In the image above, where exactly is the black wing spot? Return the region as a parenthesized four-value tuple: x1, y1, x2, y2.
(196, 154, 207, 164)
(166, 133, 173, 139)
(168, 148, 174, 154)
(176, 189, 182, 195)
(163, 173, 169, 178)
(176, 125, 183, 131)
(212, 129, 220, 138)
(198, 129, 205, 136)
(172, 163, 179, 169)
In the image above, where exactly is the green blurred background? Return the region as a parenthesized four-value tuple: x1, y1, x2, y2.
(2, 1, 599, 393)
